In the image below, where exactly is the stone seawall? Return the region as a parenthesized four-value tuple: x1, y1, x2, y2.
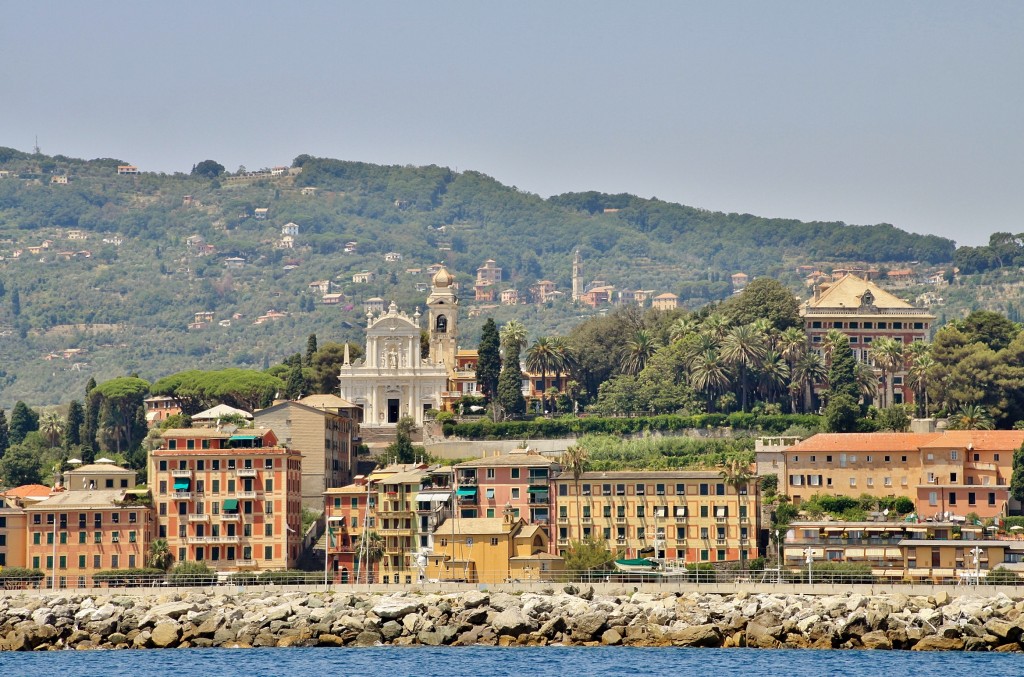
(3, 587, 1024, 652)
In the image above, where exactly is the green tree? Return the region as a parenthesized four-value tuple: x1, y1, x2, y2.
(477, 318, 502, 402)
(92, 377, 150, 457)
(285, 365, 305, 399)
(385, 416, 417, 464)
(720, 277, 801, 330)
(304, 333, 318, 367)
(563, 538, 617, 579)
(720, 324, 766, 412)
(64, 400, 84, 449)
(0, 440, 44, 487)
(38, 411, 64, 448)
(496, 324, 527, 419)
(620, 329, 659, 377)
(148, 538, 175, 570)
(949, 404, 995, 430)
(8, 401, 39, 445)
(876, 406, 911, 432)
(826, 335, 859, 403)
(10, 287, 19, 316)
(823, 393, 859, 433)
(191, 160, 225, 178)
(0, 409, 8, 459)
(562, 444, 589, 538)
(1011, 443, 1024, 503)
(83, 379, 100, 463)
(353, 531, 386, 583)
(525, 336, 568, 412)
(870, 336, 905, 408)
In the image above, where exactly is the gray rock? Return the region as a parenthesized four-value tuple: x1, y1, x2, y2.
(492, 608, 537, 637)
(671, 624, 721, 647)
(354, 630, 382, 646)
(571, 610, 608, 641)
(151, 621, 181, 648)
(372, 598, 422, 620)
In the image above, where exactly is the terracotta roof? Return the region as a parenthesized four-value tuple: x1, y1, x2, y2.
(68, 463, 134, 475)
(325, 484, 371, 495)
(570, 470, 729, 481)
(787, 433, 941, 453)
(654, 292, 678, 299)
(919, 431, 1024, 452)
(25, 489, 137, 510)
(803, 274, 914, 310)
(2, 484, 52, 499)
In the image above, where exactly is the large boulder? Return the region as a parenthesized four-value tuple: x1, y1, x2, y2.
(671, 624, 721, 648)
(492, 608, 537, 637)
(372, 598, 422, 620)
(151, 621, 181, 648)
(571, 610, 608, 641)
(912, 635, 965, 651)
(461, 591, 490, 609)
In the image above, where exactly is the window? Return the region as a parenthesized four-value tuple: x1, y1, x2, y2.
(486, 469, 495, 479)
(265, 523, 273, 537)
(78, 531, 86, 544)
(699, 483, 709, 496)
(637, 527, 646, 540)
(486, 509, 495, 518)
(700, 506, 708, 518)
(617, 506, 626, 518)
(968, 492, 976, 505)
(951, 450, 958, 461)
(675, 484, 685, 495)
(602, 484, 611, 496)
(849, 478, 856, 487)
(636, 506, 645, 518)
(603, 505, 612, 518)
(78, 555, 86, 569)
(616, 484, 625, 496)
(558, 484, 568, 497)
(700, 550, 709, 561)
(265, 458, 273, 469)
(559, 506, 568, 518)
(510, 468, 520, 479)
(581, 484, 591, 496)
(636, 484, 645, 496)
(490, 537, 499, 546)
(486, 488, 495, 499)
(265, 546, 273, 560)
(511, 488, 520, 499)
(949, 492, 957, 506)
(265, 501, 273, 514)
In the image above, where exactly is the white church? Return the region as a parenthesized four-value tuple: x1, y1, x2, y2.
(338, 267, 459, 428)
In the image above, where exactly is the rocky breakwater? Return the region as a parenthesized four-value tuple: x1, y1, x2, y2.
(3, 588, 1024, 652)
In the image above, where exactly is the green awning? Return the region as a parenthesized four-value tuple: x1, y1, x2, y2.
(527, 486, 549, 494)
(173, 479, 191, 490)
(223, 499, 239, 510)
(456, 487, 478, 496)
(230, 434, 258, 441)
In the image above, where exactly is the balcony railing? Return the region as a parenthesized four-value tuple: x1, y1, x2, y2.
(528, 476, 549, 485)
(187, 514, 210, 522)
(457, 476, 477, 485)
(235, 491, 257, 499)
(235, 559, 255, 566)
(235, 468, 258, 478)
(220, 513, 241, 521)
(171, 492, 192, 499)
(171, 469, 193, 478)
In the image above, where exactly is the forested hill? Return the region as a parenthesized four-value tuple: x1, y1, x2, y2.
(0, 147, 954, 407)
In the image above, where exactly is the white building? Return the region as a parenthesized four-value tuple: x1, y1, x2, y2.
(338, 268, 458, 428)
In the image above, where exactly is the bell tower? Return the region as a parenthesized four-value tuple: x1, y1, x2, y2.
(572, 249, 583, 302)
(426, 266, 458, 371)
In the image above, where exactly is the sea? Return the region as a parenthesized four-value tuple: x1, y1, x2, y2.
(0, 646, 1019, 677)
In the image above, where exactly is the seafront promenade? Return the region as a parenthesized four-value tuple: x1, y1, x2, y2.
(4, 583, 1024, 652)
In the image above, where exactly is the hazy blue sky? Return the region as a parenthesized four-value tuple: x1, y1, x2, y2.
(3, 2, 1022, 246)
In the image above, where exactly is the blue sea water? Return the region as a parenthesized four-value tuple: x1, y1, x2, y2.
(0, 647, 1020, 677)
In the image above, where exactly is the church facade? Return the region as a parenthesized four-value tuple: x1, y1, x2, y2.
(338, 267, 459, 427)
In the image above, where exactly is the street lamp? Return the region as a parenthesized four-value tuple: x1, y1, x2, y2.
(805, 546, 813, 585)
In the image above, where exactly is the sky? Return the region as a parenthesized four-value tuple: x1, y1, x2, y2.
(2, 2, 1023, 247)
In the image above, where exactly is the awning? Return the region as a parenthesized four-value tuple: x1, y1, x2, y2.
(884, 548, 903, 558)
(845, 547, 865, 558)
(173, 479, 191, 490)
(527, 486, 549, 494)
(414, 492, 451, 503)
(456, 487, 478, 496)
(223, 499, 239, 510)
(230, 434, 258, 442)
(905, 527, 928, 532)
(715, 507, 727, 518)
(865, 548, 886, 557)
(824, 527, 845, 532)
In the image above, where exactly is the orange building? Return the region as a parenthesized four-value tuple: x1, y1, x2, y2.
(149, 427, 303, 572)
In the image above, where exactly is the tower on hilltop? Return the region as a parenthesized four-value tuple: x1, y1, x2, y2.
(572, 249, 582, 302)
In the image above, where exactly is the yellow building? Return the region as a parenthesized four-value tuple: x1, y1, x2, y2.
(552, 470, 759, 564)
(0, 505, 28, 568)
(427, 509, 563, 584)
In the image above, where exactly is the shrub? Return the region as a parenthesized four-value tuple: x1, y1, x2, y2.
(0, 566, 45, 582)
(91, 568, 166, 587)
(985, 566, 1021, 585)
(167, 561, 217, 586)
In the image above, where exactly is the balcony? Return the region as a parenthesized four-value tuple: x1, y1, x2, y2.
(675, 516, 688, 524)
(558, 516, 569, 524)
(211, 535, 240, 544)
(171, 492, 192, 499)
(235, 491, 257, 499)
(739, 516, 749, 523)
(615, 516, 627, 524)
(457, 475, 477, 486)
(715, 517, 728, 524)
(220, 513, 241, 521)
(557, 538, 569, 546)
(171, 469, 193, 478)
(188, 513, 210, 522)
(235, 559, 255, 567)
(235, 468, 258, 478)
(528, 476, 549, 486)
(716, 539, 727, 546)
(582, 516, 592, 524)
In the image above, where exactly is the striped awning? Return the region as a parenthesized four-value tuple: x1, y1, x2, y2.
(415, 492, 451, 503)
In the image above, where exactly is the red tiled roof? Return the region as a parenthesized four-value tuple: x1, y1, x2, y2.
(788, 433, 941, 453)
(919, 430, 1024, 451)
(2, 484, 52, 498)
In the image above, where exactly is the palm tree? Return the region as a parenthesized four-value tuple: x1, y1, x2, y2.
(792, 351, 827, 413)
(855, 361, 879, 404)
(148, 538, 174, 571)
(668, 317, 698, 343)
(756, 350, 790, 406)
(701, 313, 730, 341)
(720, 324, 767, 412)
(778, 327, 807, 365)
(689, 349, 731, 411)
(525, 336, 563, 413)
(907, 353, 936, 417)
(561, 444, 589, 539)
(719, 458, 754, 494)
(500, 320, 528, 355)
(950, 405, 995, 430)
(39, 411, 65, 448)
(354, 530, 386, 583)
(821, 329, 847, 364)
(870, 337, 905, 408)
(620, 329, 659, 376)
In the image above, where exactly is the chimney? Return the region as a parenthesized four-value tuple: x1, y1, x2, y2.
(813, 284, 821, 301)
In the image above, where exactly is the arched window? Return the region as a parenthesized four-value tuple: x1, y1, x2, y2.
(435, 315, 448, 333)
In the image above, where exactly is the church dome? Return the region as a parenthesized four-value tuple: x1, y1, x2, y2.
(432, 267, 454, 288)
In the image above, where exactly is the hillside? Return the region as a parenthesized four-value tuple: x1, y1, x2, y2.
(0, 147, 955, 407)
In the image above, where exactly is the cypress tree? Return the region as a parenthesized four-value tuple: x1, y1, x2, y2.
(0, 409, 8, 459)
(64, 400, 84, 448)
(1012, 443, 1024, 503)
(285, 366, 305, 399)
(496, 343, 526, 419)
(477, 318, 502, 401)
(10, 287, 19, 316)
(83, 379, 100, 463)
(305, 333, 318, 367)
(8, 401, 38, 445)
(827, 336, 859, 402)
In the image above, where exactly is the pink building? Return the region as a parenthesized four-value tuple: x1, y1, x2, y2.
(454, 449, 559, 534)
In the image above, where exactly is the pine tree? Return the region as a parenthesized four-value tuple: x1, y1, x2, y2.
(10, 287, 19, 316)
(305, 333, 318, 367)
(64, 400, 84, 448)
(0, 409, 8, 459)
(477, 318, 502, 401)
(83, 379, 100, 463)
(1012, 443, 1024, 503)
